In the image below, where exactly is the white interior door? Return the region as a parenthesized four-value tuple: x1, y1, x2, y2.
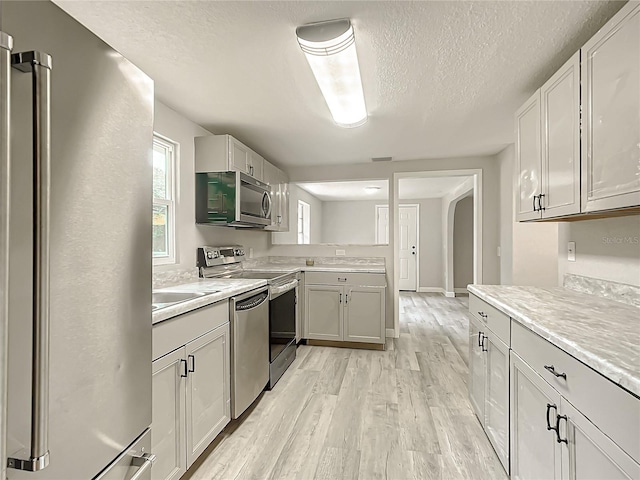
(375, 205, 389, 244)
(398, 205, 418, 291)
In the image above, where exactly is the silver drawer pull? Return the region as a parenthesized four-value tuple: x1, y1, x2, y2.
(544, 365, 567, 380)
(477, 311, 487, 319)
(338, 277, 347, 282)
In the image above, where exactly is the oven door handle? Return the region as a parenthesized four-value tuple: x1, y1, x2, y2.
(270, 279, 298, 300)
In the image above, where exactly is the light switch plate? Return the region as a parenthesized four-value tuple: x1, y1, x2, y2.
(568, 242, 576, 262)
(336, 249, 346, 256)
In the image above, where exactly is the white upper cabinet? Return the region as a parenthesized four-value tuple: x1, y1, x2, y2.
(581, 2, 640, 212)
(515, 2, 640, 220)
(195, 134, 264, 181)
(541, 51, 581, 218)
(516, 91, 542, 221)
(263, 161, 290, 232)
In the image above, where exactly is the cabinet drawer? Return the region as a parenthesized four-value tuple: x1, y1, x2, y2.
(469, 294, 510, 346)
(304, 271, 386, 287)
(153, 300, 229, 361)
(511, 321, 640, 463)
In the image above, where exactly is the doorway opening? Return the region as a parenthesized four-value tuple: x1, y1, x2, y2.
(391, 170, 483, 337)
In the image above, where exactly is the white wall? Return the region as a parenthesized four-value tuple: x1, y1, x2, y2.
(558, 216, 640, 286)
(153, 101, 270, 271)
(320, 200, 379, 244)
(497, 144, 558, 287)
(454, 196, 474, 289)
(498, 145, 514, 284)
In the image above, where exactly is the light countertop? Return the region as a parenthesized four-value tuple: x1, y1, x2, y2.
(152, 278, 267, 324)
(468, 284, 640, 398)
(243, 263, 386, 274)
(152, 264, 386, 324)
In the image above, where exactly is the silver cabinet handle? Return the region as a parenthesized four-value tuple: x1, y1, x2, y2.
(0, 31, 12, 480)
(7, 50, 52, 473)
(130, 453, 156, 480)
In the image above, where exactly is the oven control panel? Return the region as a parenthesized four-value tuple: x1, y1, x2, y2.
(197, 245, 246, 268)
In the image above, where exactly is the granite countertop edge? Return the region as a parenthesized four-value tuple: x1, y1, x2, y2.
(467, 284, 640, 398)
(152, 279, 267, 324)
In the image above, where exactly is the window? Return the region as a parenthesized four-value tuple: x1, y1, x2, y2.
(297, 200, 310, 244)
(153, 134, 177, 265)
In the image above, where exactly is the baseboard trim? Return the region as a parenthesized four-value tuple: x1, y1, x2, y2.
(444, 291, 456, 298)
(454, 288, 469, 296)
(386, 328, 397, 338)
(417, 287, 445, 294)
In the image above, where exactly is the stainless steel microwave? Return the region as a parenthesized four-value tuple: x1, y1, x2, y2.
(196, 171, 272, 227)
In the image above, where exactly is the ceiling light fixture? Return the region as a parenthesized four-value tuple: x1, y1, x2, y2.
(296, 19, 367, 128)
(364, 186, 381, 194)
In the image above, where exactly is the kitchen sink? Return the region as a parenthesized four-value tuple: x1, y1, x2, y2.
(152, 291, 216, 311)
(153, 292, 205, 304)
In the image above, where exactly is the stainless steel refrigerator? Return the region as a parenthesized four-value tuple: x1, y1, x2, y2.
(1, 1, 154, 479)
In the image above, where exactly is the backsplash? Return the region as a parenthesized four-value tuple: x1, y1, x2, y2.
(563, 274, 640, 307)
(152, 268, 199, 289)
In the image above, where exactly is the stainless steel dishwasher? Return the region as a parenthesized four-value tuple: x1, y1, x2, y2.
(229, 287, 270, 418)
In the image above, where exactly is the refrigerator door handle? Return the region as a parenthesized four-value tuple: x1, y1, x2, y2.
(0, 30, 13, 480)
(7, 50, 53, 473)
(129, 453, 156, 480)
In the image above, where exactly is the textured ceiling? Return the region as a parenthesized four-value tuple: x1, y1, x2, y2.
(54, 0, 624, 168)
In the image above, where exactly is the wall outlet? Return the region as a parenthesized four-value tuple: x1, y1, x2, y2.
(336, 249, 346, 256)
(567, 241, 576, 262)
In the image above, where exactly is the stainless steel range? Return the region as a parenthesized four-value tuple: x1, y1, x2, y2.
(197, 246, 298, 392)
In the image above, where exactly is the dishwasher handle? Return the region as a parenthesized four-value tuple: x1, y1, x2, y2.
(235, 291, 269, 311)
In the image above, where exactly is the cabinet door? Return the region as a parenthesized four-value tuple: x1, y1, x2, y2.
(229, 137, 250, 174)
(305, 285, 343, 341)
(295, 285, 301, 343)
(510, 352, 562, 480)
(560, 398, 640, 480)
(484, 330, 510, 472)
(516, 91, 543, 221)
(185, 324, 230, 467)
(541, 51, 581, 218)
(152, 348, 187, 480)
(469, 316, 485, 426)
(343, 286, 385, 344)
(278, 179, 290, 231)
(581, 2, 640, 212)
(248, 151, 264, 181)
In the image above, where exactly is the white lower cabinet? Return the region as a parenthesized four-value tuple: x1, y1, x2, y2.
(304, 273, 386, 345)
(185, 325, 230, 466)
(468, 314, 510, 473)
(152, 319, 230, 480)
(484, 331, 510, 470)
(560, 398, 640, 480)
(510, 351, 562, 480)
(469, 316, 485, 425)
(305, 285, 343, 341)
(152, 348, 187, 480)
(510, 335, 640, 480)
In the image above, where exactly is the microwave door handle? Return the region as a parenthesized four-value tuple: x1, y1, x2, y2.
(0, 32, 12, 480)
(7, 50, 52, 473)
(262, 191, 272, 219)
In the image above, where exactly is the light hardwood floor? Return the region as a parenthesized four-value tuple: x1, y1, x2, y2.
(183, 293, 508, 480)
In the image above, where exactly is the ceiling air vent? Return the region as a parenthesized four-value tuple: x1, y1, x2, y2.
(371, 156, 392, 162)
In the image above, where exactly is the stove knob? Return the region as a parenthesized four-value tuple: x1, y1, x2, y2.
(206, 251, 214, 259)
